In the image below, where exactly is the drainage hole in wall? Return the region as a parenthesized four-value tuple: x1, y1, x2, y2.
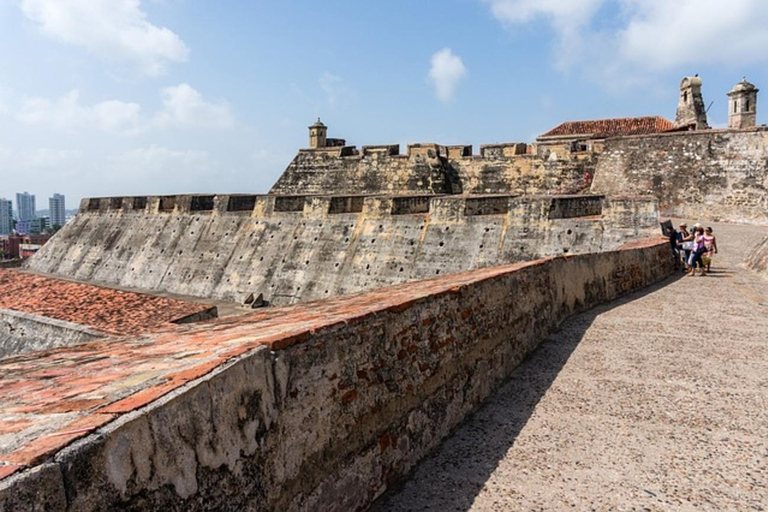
(567, 229, 572, 235)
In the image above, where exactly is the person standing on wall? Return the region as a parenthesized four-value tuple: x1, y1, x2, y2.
(677, 223, 692, 271)
(702, 227, 718, 272)
(688, 226, 708, 277)
(666, 225, 681, 269)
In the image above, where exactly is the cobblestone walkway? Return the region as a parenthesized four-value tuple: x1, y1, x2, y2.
(374, 222, 768, 511)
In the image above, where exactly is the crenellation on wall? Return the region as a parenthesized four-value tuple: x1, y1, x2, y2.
(479, 142, 528, 158)
(447, 145, 473, 159)
(271, 122, 593, 197)
(362, 145, 400, 157)
(328, 195, 366, 214)
(390, 195, 431, 215)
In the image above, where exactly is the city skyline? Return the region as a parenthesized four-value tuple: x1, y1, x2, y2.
(2, 1, 768, 206)
(0, 191, 67, 236)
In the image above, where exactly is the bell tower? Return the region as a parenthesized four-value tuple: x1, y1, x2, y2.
(674, 76, 709, 130)
(308, 118, 327, 149)
(727, 78, 758, 129)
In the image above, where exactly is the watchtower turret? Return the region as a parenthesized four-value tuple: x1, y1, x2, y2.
(727, 78, 758, 129)
(674, 76, 709, 130)
(308, 118, 327, 149)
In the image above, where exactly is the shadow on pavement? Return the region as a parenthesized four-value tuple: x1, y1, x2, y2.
(370, 274, 682, 512)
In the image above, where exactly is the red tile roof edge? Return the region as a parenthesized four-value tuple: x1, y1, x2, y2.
(539, 116, 675, 139)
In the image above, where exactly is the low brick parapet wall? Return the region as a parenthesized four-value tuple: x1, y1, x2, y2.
(0, 237, 673, 511)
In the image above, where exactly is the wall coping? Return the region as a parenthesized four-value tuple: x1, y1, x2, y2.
(0, 235, 668, 487)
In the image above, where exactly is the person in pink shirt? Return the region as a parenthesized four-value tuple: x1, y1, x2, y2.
(688, 226, 708, 277)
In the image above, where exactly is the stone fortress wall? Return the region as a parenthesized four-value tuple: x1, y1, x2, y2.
(27, 193, 658, 306)
(270, 141, 595, 197)
(6, 74, 768, 511)
(592, 127, 768, 225)
(0, 236, 672, 512)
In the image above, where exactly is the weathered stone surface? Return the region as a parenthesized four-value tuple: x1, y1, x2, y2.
(0, 463, 66, 512)
(0, 238, 672, 511)
(374, 221, 768, 511)
(26, 194, 658, 307)
(592, 128, 768, 224)
(269, 143, 594, 197)
(0, 309, 104, 358)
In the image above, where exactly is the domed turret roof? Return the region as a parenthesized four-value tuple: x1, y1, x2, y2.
(680, 76, 702, 88)
(730, 78, 758, 94)
(310, 118, 326, 129)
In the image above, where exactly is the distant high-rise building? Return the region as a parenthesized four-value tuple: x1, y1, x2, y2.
(0, 198, 12, 236)
(16, 217, 49, 235)
(49, 193, 66, 227)
(16, 192, 36, 222)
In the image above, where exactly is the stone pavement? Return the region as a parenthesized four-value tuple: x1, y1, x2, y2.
(374, 222, 768, 511)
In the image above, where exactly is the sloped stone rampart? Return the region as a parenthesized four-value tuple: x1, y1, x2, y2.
(26, 194, 658, 306)
(0, 237, 673, 511)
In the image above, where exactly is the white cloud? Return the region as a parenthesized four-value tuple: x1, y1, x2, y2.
(428, 48, 468, 102)
(26, 148, 83, 168)
(111, 146, 212, 177)
(483, 0, 602, 27)
(105, 146, 228, 195)
(618, 0, 768, 70)
(153, 83, 235, 130)
(17, 90, 142, 134)
(482, 0, 768, 86)
(20, 0, 189, 76)
(15, 84, 233, 134)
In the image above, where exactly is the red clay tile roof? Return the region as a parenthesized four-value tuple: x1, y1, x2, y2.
(0, 269, 214, 335)
(539, 116, 675, 139)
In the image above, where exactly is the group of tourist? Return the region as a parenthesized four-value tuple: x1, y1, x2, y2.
(667, 222, 719, 276)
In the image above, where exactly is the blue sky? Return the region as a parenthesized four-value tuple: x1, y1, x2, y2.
(2, 0, 768, 207)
